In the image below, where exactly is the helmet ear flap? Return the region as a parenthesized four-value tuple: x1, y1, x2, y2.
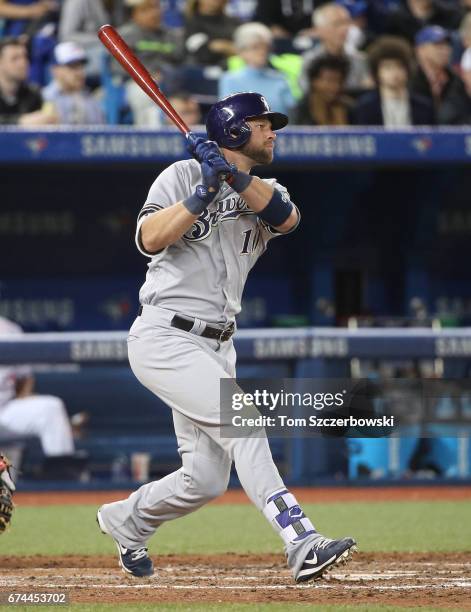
(229, 126, 241, 139)
(226, 121, 251, 148)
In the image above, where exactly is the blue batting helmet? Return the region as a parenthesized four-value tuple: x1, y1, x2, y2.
(206, 92, 288, 149)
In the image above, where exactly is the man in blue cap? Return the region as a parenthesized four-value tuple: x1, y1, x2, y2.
(411, 25, 471, 124)
(42, 41, 105, 125)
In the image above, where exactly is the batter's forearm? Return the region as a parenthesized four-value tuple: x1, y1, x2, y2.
(140, 204, 198, 252)
(233, 176, 272, 213)
(236, 176, 299, 233)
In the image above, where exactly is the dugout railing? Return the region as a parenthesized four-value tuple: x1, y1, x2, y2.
(1, 327, 471, 487)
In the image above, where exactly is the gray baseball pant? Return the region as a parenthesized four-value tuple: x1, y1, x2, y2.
(99, 305, 317, 575)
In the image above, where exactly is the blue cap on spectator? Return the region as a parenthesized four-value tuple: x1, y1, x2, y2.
(54, 42, 87, 66)
(335, 0, 367, 18)
(415, 26, 451, 47)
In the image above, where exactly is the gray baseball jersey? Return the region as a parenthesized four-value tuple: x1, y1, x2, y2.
(135, 158, 299, 325)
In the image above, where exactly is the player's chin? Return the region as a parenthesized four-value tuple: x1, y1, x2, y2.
(255, 148, 274, 165)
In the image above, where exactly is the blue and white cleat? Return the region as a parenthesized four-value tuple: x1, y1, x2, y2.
(96, 508, 154, 578)
(295, 536, 357, 583)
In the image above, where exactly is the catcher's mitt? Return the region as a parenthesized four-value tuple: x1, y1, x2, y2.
(0, 454, 15, 534)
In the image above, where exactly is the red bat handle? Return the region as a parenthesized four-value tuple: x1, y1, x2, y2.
(98, 24, 190, 135)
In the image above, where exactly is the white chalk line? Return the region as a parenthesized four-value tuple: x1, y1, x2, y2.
(420, 562, 471, 566)
(2, 564, 471, 594)
(1, 583, 471, 592)
(2, 569, 471, 592)
(2, 570, 469, 583)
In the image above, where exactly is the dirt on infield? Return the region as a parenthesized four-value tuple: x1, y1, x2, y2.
(5, 488, 471, 607)
(13, 485, 471, 507)
(2, 552, 471, 608)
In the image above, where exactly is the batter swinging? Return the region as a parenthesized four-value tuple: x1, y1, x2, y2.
(97, 92, 356, 582)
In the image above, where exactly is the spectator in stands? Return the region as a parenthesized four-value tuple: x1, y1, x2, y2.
(184, 0, 240, 67)
(412, 25, 471, 124)
(42, 42, 105, 125)
(126, 82, 163, 126)
(337, 0, 371, 53)
(459, 13, 471, 95)
(59, 0, 125, 44)
(219, 22, 295, 115)
(0, 316, 80, 460)
(0, 36, 56, 124)
(0, 1, 59, 87)
(59, 0, 125, 78)
(353, 36, 435, 126)
(253, 0, 316, 38)
(164, 92, 202, 126)
(117, 0, 182, 126)
(300, 3, 372, 94)
(0, 0, 58, 37)
(291, 54, 352, 125)
(119, 0, 182, 75)
(384, 0, 461, 44)
(130, 89, 202, 127)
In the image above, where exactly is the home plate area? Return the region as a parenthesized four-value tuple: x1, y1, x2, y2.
(2, 553, 471, 607)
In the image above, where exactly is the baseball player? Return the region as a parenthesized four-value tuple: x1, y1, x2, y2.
(97, 92, 356, 582)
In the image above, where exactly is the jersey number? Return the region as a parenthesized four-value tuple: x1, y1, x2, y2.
(240, 228, 260, 255)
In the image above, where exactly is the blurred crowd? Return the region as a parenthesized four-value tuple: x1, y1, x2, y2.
(1, 0, 471, 128)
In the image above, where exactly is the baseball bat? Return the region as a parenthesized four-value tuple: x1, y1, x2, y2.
(98, 24, 190, 134)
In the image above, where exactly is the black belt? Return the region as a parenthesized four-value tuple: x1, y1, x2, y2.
(138, 306, 234, 342)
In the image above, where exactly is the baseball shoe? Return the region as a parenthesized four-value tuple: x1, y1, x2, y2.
(295, 535, 357, 583)
(96, 508, 154, 578)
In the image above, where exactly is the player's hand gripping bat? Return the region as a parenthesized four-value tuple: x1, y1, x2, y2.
(97, 25, 232, 184)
